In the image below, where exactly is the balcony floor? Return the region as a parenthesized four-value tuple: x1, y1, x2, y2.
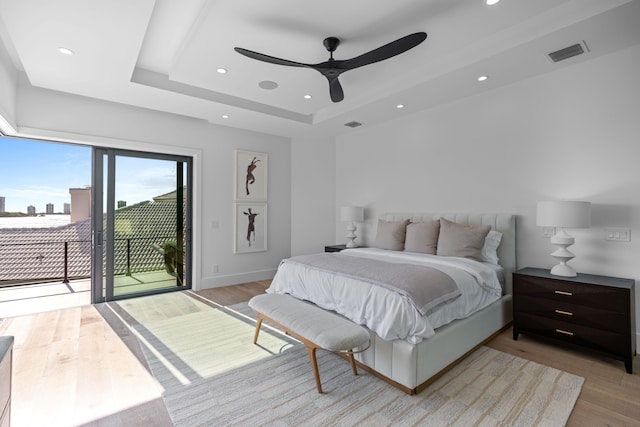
(0, 270, 180, 319)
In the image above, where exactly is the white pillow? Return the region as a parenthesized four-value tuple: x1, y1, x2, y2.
(480, 230, 502, 265)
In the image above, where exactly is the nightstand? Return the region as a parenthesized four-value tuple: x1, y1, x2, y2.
(513, 267, 636, 373)
(324, 244, 347, 253)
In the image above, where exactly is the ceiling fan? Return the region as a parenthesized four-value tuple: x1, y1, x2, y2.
(234, 32, 427, 103)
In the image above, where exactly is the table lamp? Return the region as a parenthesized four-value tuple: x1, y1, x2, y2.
(536, 200, 591, 277)
(340, 206, 364, 248)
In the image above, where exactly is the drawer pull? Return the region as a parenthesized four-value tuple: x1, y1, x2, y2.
(554, 309, 573, 316)
(555, 329, 574, 336)
(554, 290, 573, 296)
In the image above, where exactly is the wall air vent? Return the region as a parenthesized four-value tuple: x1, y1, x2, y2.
(344, 121, 362, 128)
(547, 42, 588, 63)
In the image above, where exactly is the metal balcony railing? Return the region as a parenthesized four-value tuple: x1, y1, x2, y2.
(0, 236, 183, 286)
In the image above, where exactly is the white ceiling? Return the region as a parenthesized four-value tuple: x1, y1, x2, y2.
(0, 0, 639, 138)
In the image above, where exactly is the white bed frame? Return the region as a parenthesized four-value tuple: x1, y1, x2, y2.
(352, 213, 516, 395)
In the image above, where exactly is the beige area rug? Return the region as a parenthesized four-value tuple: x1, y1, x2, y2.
(119, 295, 584, 427)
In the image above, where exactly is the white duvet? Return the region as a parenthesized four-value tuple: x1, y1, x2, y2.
(267, 248, 503, 344)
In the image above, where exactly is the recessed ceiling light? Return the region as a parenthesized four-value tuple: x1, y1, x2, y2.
(216, 68, 227, 74)
(58, 47, 74, 55)
(258, 80, 278, 90)
(477, 75, 489, 82)
(396, 104, 404, 109)
(304, 94, 312, 99)
(485, 0, 500, 5)
(222, 114, 229, 119)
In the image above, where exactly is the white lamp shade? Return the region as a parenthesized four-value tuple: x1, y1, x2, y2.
(340, 206, 364, 222)
(536, 201, 591, 228)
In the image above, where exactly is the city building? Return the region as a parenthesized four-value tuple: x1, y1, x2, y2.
(27, 205, 36, 215)
(69, 187, 91, 223)
(0, 196, 4, 213)
(63, 203, 70, 214)
(46, 203, 54, 214)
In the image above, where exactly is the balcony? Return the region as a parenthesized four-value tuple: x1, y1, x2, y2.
(0, 237, 184, 318)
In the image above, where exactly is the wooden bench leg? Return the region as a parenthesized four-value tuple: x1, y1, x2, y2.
(305, 345, 323, 393)
(253, 317, 263, 345)
(250, 307, 365, 394)
(347, 350, 358, 376)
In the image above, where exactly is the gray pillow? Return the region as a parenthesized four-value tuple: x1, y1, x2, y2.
(374, 219, 409, 251)
(436, 218, 491, 261)
(404, 220, 440, 254)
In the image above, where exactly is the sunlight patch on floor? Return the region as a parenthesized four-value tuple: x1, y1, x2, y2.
(115, 292, 295, 385)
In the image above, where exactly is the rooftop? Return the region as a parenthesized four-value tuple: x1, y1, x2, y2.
(0, 190, 186, 284)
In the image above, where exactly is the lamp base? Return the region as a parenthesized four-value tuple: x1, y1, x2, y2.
(550, 263, 577, 277)
(345, 222, 358, 248)
(549, 228, 578, 277)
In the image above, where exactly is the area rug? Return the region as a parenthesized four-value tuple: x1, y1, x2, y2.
(128, 297, 584, 427)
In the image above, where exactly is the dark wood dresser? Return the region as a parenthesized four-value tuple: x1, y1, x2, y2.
(513, 267, 636, 373)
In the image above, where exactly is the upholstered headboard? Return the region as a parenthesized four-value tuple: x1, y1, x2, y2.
(381, 213, 516, 294)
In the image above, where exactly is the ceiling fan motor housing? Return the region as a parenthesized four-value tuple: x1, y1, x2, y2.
(323, 37, 340, 53)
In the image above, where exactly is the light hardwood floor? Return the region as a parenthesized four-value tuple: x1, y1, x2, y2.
(1, 281, 638, 426)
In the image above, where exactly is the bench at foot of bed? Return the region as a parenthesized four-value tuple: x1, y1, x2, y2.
(248, 293, 370, 393)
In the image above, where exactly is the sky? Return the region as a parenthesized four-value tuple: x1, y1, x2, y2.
(0, 137, 181, 213)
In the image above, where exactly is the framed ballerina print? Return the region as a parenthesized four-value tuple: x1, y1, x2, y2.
(235, 150, 267, 201)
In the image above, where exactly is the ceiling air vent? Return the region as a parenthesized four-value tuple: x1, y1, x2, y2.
(344, 121, 363, 128)
(547, 42, 588, 63)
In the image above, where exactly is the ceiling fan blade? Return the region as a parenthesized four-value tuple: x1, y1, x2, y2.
(234, 47, 310, 68)
(341, 32, 427, 71)
(328, 77, 344, 103)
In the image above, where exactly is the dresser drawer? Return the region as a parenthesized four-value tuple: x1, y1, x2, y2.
(516, 312, 631, 357)
(515, 294, 628, 334)
(514, 275, 628, 312)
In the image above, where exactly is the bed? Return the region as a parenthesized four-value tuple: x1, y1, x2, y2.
(268, 212, 516, 394)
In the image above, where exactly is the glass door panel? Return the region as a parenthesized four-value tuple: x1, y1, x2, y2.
(92, 148, 191, 302)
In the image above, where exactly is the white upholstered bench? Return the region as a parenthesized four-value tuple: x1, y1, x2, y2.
(248, 293, 370, 393)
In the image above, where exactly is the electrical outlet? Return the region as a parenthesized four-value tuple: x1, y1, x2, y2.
(605, 228, 631, 242)
(542, 227, 556, 238)
(210, 221, 219, 229)
(212, 264, 219, 273)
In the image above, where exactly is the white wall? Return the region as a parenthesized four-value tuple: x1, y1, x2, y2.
(0, 35, 16, 132)
(12, 77, 292, 289)
(290, 135, 336, 256)
(335, 44, 640, 334)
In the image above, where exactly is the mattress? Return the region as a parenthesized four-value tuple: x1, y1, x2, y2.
(267, 247, 503, 344)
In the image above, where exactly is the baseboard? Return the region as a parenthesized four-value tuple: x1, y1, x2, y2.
(197, 268, 276, 290)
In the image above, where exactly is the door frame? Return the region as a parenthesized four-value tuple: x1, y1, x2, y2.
(91, 147, 193, 303)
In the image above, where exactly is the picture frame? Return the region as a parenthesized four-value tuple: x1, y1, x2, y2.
(235, 150, 268, 201)
(234, 202, 267, 253)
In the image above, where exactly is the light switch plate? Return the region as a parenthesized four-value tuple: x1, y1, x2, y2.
(605, 228, 631, 242)
(542, 227, 556, 238)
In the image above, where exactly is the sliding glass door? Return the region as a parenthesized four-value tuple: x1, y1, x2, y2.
(92, 148, 192, 302)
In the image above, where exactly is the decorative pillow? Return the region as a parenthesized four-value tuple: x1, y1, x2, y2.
(436, 218, 491, 261)
(373, 219, 409, 251)
(404, 220, 440, 254)
(480, 230, 502, 265)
